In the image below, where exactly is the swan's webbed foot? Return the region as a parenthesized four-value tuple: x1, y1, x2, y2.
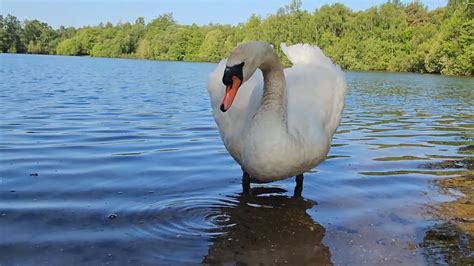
(242, 171, 251, 194)
(293, 174, 304, 198)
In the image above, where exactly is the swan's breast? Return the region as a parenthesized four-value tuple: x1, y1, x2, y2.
(238, 124, 294, 181)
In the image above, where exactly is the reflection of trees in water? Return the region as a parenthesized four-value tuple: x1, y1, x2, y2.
(203, 187, 331, 265)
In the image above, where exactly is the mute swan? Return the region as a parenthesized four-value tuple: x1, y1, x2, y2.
(208, 41, 347, 187)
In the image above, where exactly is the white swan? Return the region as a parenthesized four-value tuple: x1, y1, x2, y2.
(208, 41, 347, 184)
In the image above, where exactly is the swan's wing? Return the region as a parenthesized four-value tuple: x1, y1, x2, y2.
(208, 60, 263, 161)
(282, 43, 347, 146)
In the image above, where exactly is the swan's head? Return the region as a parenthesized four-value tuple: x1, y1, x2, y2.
(220, 41, 270, 112)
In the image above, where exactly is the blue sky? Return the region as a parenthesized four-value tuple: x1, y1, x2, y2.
(2, 0, 447, 29)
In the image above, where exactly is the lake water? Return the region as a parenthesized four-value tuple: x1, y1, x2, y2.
(0, 54, 472, 265)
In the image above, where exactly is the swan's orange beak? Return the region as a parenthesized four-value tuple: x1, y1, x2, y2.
(220, 76, 241, 112)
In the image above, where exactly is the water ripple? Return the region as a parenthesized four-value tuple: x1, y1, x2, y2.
(0, 55, 473, 265)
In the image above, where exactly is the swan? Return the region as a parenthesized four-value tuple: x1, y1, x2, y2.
(208, 41, 347, 188)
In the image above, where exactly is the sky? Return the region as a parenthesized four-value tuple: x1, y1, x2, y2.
(1, 0, 447, 29)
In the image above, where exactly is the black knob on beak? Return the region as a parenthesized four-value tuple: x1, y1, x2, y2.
(222, 62, 244, 86)
(223, 67, 233, 86)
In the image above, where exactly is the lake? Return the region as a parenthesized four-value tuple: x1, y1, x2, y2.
(0, 54, 472, 265)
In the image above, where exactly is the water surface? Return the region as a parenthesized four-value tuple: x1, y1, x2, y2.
(1, 54, 473, 265)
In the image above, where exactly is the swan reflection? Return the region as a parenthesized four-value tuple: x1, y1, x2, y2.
(203, 186, 331, 265)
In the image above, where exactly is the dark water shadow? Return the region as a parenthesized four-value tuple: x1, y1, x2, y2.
(422, 222, 474, 265)
(203, 186, 332, 265)
(420, 143, 474, 264)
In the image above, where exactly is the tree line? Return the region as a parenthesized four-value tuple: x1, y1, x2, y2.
(1, 0, 472, 76)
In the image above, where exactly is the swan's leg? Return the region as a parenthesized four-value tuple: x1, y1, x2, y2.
(293, 174, 304, 197)
(242, 171, 251, 193)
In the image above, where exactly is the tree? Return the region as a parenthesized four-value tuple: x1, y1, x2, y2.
(183, 24, 204, 61)
(242, 15, 262, 42)
(168, 27, 189, 61)
(1, 0, 472, 76)
(146, 13, 175, 39)
(2, 15, 24, 53)
(199, 29, 225, 62)
(22, 19, 56, 54)
(56, 38, 81, 55)
(0, 16, 5, 51)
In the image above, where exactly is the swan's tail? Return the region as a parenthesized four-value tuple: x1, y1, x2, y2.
(280, 42, 347, 95)
(282, 43, 348, 142)
(281, 43, 333, 67)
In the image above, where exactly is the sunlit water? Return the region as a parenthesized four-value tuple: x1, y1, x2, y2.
(1, 54, 472, 265)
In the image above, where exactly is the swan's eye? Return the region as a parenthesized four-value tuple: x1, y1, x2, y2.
(223, 62, 244, 86)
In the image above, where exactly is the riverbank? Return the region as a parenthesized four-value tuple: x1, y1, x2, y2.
(3, 51, 474, 78)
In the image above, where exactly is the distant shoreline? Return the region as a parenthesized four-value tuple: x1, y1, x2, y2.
(2, 1, 472, 77)
(3, 52, 472, 78)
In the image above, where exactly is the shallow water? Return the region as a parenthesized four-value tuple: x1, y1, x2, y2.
(0, 54, 473, 265)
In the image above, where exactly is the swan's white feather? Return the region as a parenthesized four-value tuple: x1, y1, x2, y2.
(283, 43, 347, 149)
(208, 43, 347, 181)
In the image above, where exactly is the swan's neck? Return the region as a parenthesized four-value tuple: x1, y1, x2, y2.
(257, 53, 287, 126)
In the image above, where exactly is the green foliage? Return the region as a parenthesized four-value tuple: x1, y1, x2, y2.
(183, 25, 204, 61)
(199, 29, 225, 61)
(22, 19, 56, 54)
(2, 14, 25, 53)
(2, 0, 472, 76)
(56, 38, 81, 55)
